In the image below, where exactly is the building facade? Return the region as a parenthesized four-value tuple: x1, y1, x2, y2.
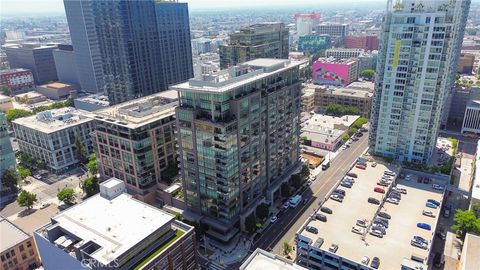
(12, 108, 94, 173)
(369, 0, 470, 163)
(298, 35, 331, 54)
(315, 24, 349, 37)
(0, 113, 15, 194)
(89, 91, 178, 204)
(294, 13, 321, 37)
(312, 58, 359, 86)
(172, 59, 302, 242)
(53, 44, 80, 87)
(0, 216, 41, 270)
(64, 0, 193, 104)
(3, 44, 58, 84)
(344, 35, 380, 51)
(219, 23, 289, 68)
(34, 179, 197, 270)
(457, 53, 475, 74)
(0, 68, 34, 95)
(314, 85, 373, 118)
(325, 48, 364, 59)
(461, 100, 480, 135)
(0, 95, 13, 112)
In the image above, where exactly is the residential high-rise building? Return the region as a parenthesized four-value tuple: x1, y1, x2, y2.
(172, 59, 302, 242)
(64, 0, 193, 104)
(3, 44, 58, 84)
(315, 23, 349, 37)
(12, 108, 95, 173)
(369, 0, 470, 163)
(34, 178, 197, 270)
(89, 90, 178, 204)
(219, 23, 289, 69)
(294, 13, 321, 37)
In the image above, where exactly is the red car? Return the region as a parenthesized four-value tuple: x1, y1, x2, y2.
(374, 187, 385, 193)
(355, 164, 366, 170)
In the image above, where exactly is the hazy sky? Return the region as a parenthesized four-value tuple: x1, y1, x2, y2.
(1, 0, 387, 15)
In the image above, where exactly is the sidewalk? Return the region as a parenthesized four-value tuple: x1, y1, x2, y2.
(201, 233, 252, 267)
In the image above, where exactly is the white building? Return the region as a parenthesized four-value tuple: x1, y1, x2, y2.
(295, 13, 321, 37)
(325, 48, 364, 59)
(369, 0, 470, 164)
(240, 248, 307, 270)
(461, 100, 480, 135)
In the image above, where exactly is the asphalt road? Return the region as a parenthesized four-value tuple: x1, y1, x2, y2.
(251, 132, 369, 255)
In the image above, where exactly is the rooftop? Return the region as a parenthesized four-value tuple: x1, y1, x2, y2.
(171, 58, 304, 94)
(466, 100, 480, 110)
(12, 107, 92, 134)
(459, 233, 480, 270)
(39, 82, 74, 89)
(0, 215, 31, 253)
(90, 90, 178, 129)
(315, 57, 357, 65)
(75, 93, 110, 106)
(240, 248, 307, 270)
(37, 184, 176, 265)
(298, 162, 443, 270)
(473, 141, 480, 201)
(0, 68, 31, 75)
(303, 114, 360, 131)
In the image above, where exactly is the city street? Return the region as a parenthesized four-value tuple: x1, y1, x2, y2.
(251, 132, 369, 254)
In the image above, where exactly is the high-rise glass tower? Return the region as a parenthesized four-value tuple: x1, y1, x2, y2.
(369, 0, 470, 163)
(0, 113, 16, 190)
(172, 59, 302, 242)
(64, 0, 193, 104)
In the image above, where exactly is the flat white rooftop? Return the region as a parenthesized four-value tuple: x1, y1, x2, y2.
(240, 248, 307, 270)
(303, 114, 360, 131)
(12, 107, 92, 134)
(45, 193, 174, 265)
(473, 141, 480, 201)
(0, 216, 31, 253)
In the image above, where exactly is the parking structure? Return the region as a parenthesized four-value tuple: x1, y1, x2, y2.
(295, 161, 444, 270)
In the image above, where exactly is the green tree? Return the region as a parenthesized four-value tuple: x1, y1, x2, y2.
(348, 127, 358, 136)
(290, 174, 303, 189)
(451, 210, 480, 239)
(281, 182, 291, 198)
(361, 69, 375, 80)
(342, 133, 350, 142)
(1, 85, 11, 96)
(17, 190, 37, 209)
(352, 117, 369, 129)
(301, 164, 310, 179)
(245, 213, 257, 234)
(1, 169, 19, 193)
(472, 202, 480, 218)
(87, 153, 98, 175)
(16, 165, 31, 180)
(6, 109, 33, 122)
(283, 241, 293, 256)
(81, 176, 99, 197)
(74, 135, 87, 164)
(57, 188, 76, 205)
(256, 203, 270, 220)
(325, 104, 361, 116)
(466, 28, 477, 35)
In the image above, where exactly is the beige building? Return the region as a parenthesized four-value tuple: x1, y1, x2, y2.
(36, 82, 76, 100)
(301, 88, 315, 112)
(0, 95, 13, 112)
(314, 82, 373, 118)
(457, 233, 480, 270)
(0, 216, 41, 270)
(14, 91, 47, 105)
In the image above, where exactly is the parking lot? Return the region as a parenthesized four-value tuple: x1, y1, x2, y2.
(298, 161, 444, 269)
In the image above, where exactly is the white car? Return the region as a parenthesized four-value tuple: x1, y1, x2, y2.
(39, 202, 50, 209)
(392, 187, 407, 194)
(351, 226, 365, 235)
(386, 197, 399, 205)
(371, 162, 377, 167)
(342, 145, 348, 150)
(422, 210, 435, 218)
(270, 215, 278, 223)
(282, 202, 290, 210)
(432, 184, 444, 190)
(404, 174, 413, 181)
(361, 256, 370, 265)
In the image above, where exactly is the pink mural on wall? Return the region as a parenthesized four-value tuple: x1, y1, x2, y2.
(312, 61, 350, 86)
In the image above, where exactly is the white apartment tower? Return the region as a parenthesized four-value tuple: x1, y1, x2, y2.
(369, 0, 470, 163)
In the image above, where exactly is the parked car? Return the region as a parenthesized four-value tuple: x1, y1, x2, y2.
(371, 162, 377, 167)
(368, 197, 380, 205)
(378, 211, 391, 219)
(427, 199, 441, 206)
(411, 240, 428, 250)
(436, 231, 446, 240)
(432, 184, 444, 190)
(315, 213, 327, 222)
(426, 202, 438, 209)
(388, 192, 401, 200)
(320, 207, 333, 214)
(392, 187, 407, 194)
(356, 164, 366, 170)
(370, 229, 383, 238)
(417, 223, 431, 230)
(347, 172, 358, 178)
(351, 226, 365, 235)
(330, 194, 344, 202)
(371, 257, 380, 269)
(361, 256, 370, 265)
(39, 202, 50, 209)
(422, 210, 435, 218)
(386, 197, 399, 204)
(373, 219, 389, 228)
(413, 236, 428, 245)
(329, 243, 338, 253)
(282, 202, 290, 210)
(334, 189, 346, 196)
(384, 170, 396, 176)
(270, 215, 278, 223)
(377, 181, 389, 187)
(374, 187, 385, 193)
(372, 226, 386, 235)
(356, 219, 369, 228)
(443, 209, 451, 218)
(340, 181, 353, 188)
(306, 226, 319, 234)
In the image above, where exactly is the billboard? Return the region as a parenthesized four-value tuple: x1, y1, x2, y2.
(312, 61, 350, 86)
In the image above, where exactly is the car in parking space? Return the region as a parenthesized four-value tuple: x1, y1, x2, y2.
(334, 189, 346, 196)
(39, 202, 50, 209)
(411, 239, 428, 250)
(368, 197, 380, 205)
(370, 229, 383, 238)
(351, 226, 365, 235)
(426, 202, 438, 209)
(355, 164, 366, 170)
(413, 236, 428, 245)
(371, 257, 380, 269)
(417, 223, 431, 230)
(341, 145, 348, 150)
(427, 199, 441, 206)
(306, 180, 312, 186)
(372, 226, 386, 235)
(436, 231, 446, 240)
(374, 187, 385, 193)
(384, 170, 396, 176)
(356, 219, 369, 228)
(329, 243, 338, 253)
(373, 219, 388, 228)
(388, 192, 401, 200)
(371, 162, 377, 167)
(306, 226, 319, 234)
(320, 207, 333, 214)
(340, 181, 353, 188)
(422, 210, 435, 218)
(386, 197, 399, 204)
(344, 177, 355, 182)
(378, 212, 391, 219)
(315, 213, 327, 222)
(392, 187, 407, 194)
(404, 174, 413, 181)
(270, 215, 278, 223)
(347, 172, 358, 178)
(330, 194, 344, 202)
(443, 209, 450, 218)
(282, 202, 290, 210)
(432, 184, 444, 190)
(377, 181, 389, 187)
(361, 256, 370, 265)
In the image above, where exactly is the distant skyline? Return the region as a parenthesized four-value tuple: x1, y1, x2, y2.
(1, 0, 388, 15)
